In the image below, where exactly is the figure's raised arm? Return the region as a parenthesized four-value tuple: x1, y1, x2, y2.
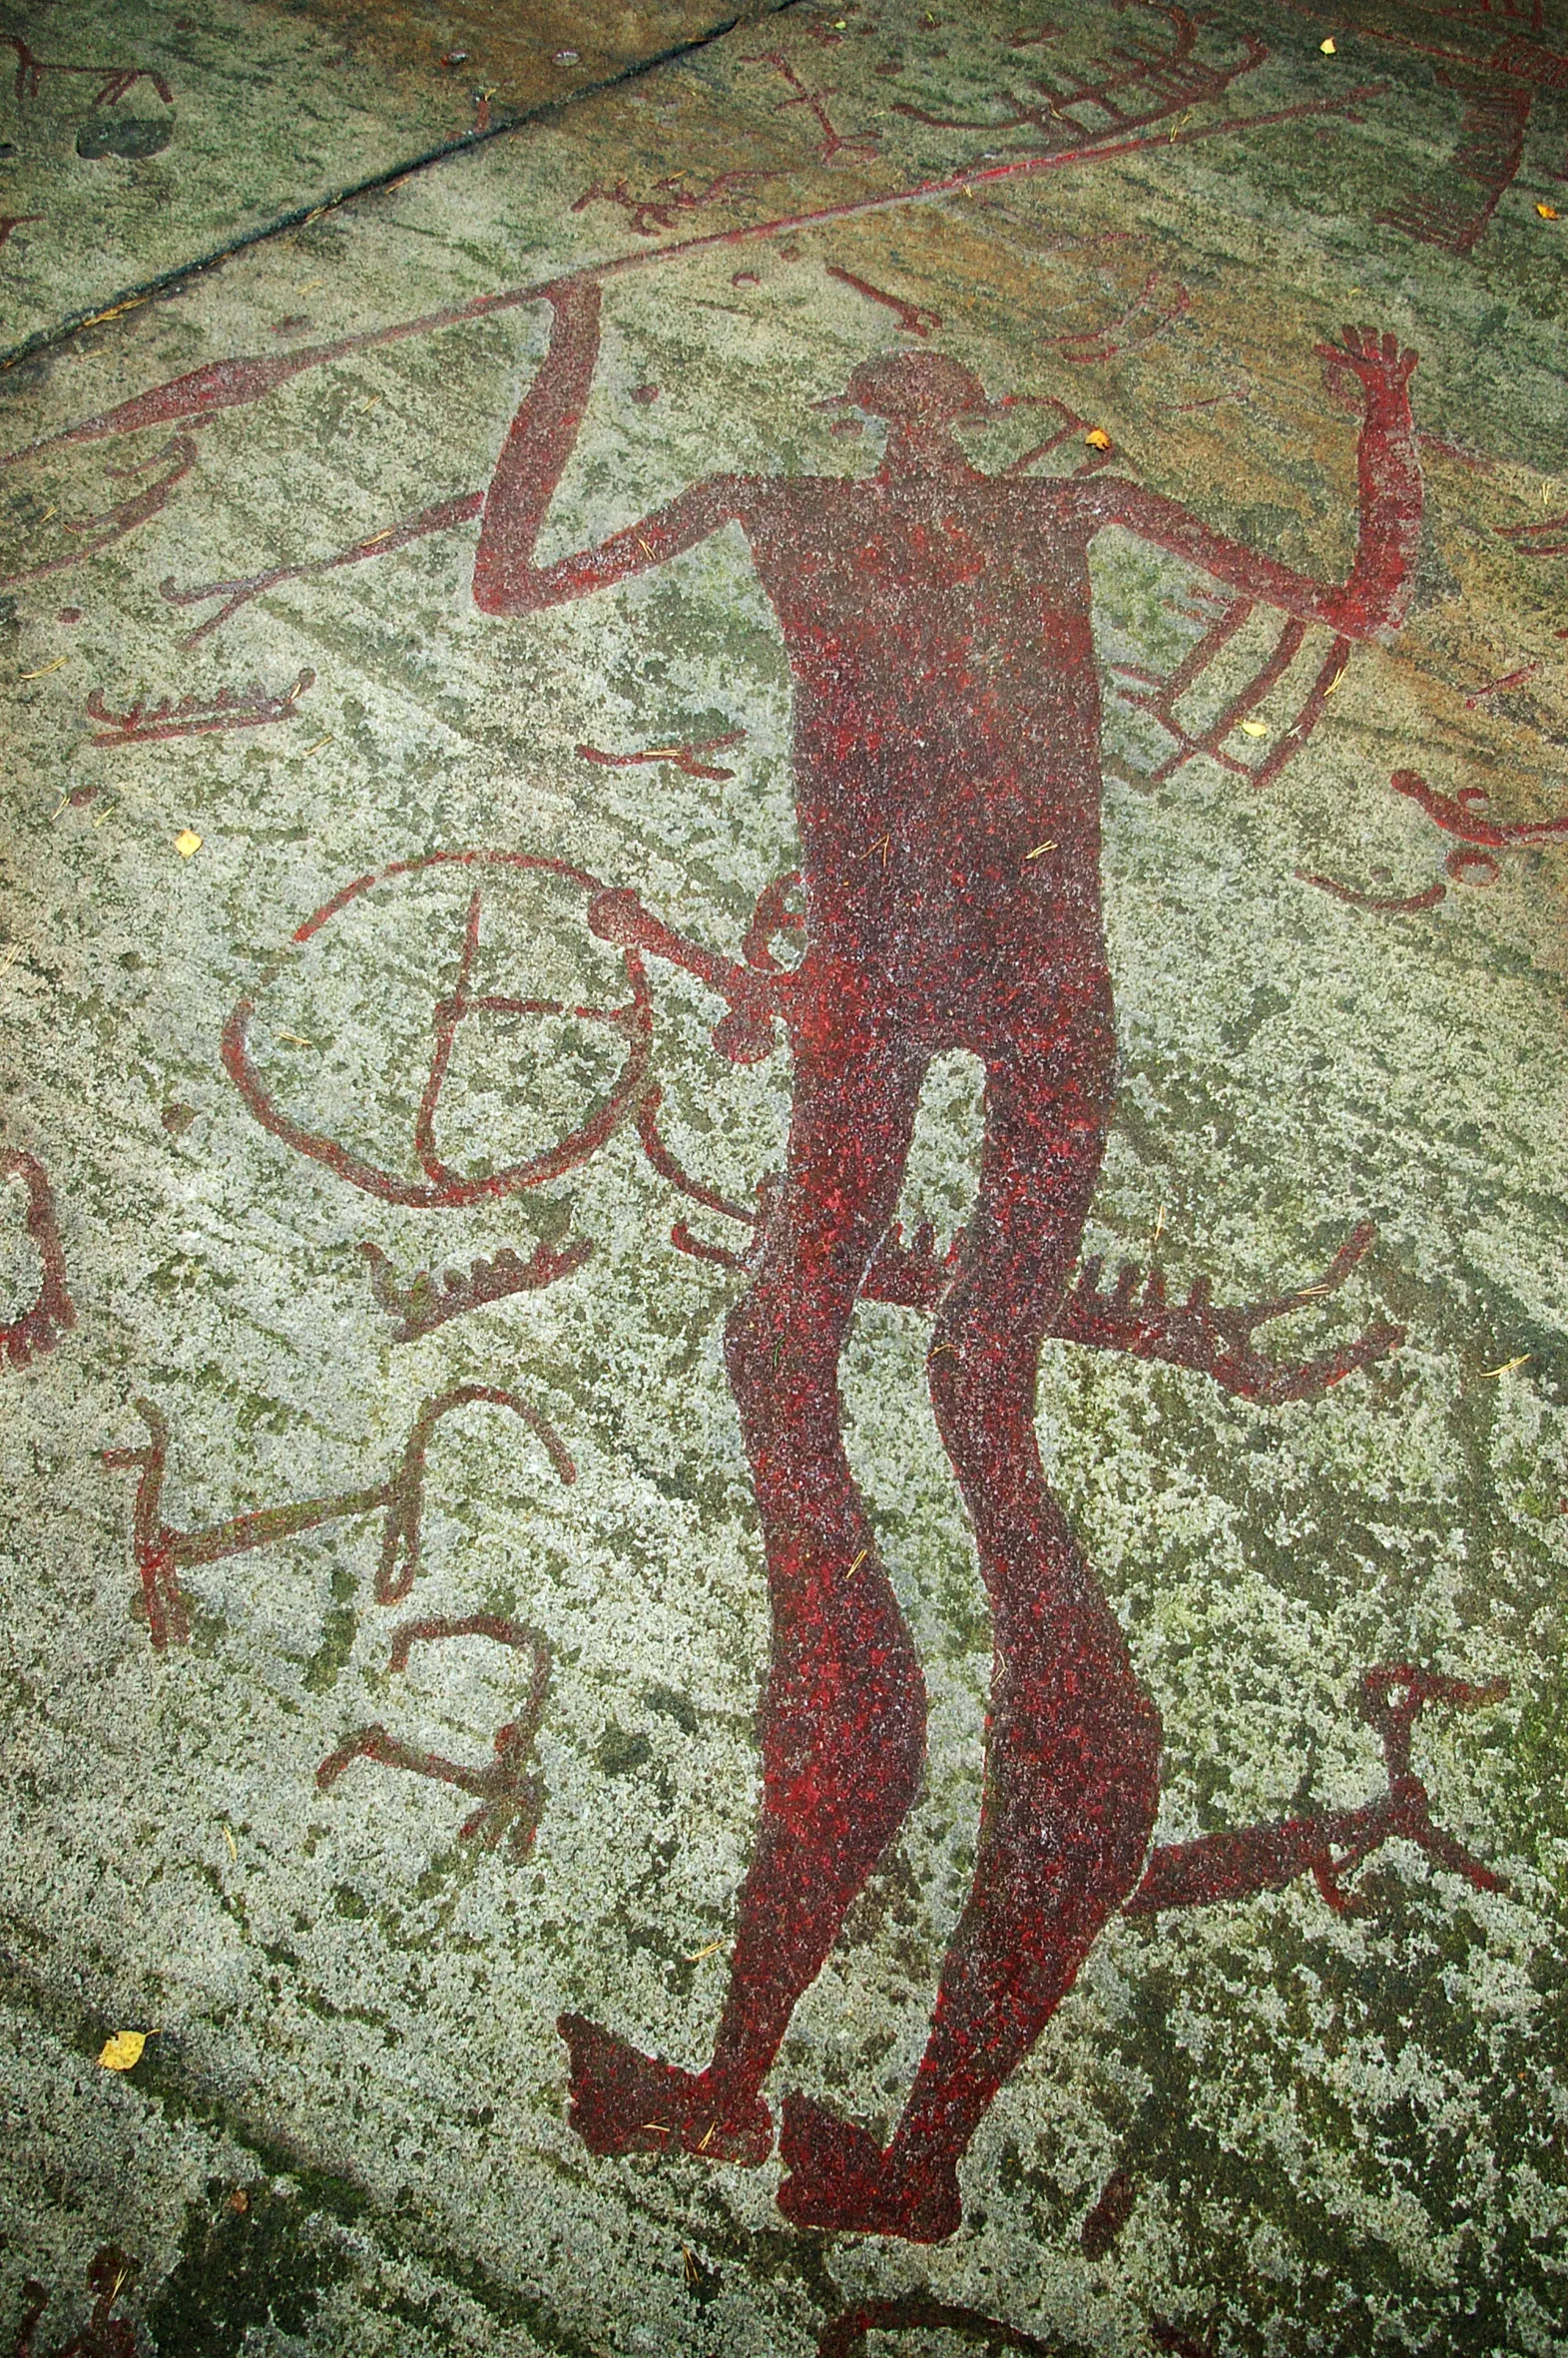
(1080, 328, 1421, 641)
(472, 277, 742, 616)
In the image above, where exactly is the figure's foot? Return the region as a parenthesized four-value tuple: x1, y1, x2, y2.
(557, 2014, 773, 2164)
(776, 2093, 961, 2242)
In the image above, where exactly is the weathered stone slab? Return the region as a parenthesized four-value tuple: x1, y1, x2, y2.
(1, 3, 1566, 2353)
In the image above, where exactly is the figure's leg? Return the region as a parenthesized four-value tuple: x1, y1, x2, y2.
(561, 1030, 929, 2163)
(779, 990, 1162, 2238)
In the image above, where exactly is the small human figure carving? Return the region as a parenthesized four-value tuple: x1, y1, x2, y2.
(470, 278, 1426, 2238)
(317, 1613, 552, 1859)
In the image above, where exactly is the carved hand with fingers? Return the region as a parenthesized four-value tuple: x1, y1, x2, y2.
(1317, 323, 1419, 409)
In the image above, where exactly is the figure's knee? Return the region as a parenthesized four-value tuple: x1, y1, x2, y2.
(926, 1305, 1044, 1500)
(927, 1310, 1026, 1419)
(724, 1248, 861, 1406)
(983, 1663, 1160, 1932)
(765, 1600, 927, 1845)
(927, 1237, 1052, 1397)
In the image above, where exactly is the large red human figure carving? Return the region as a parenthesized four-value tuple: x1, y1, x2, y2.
(471, 280, 1423, 2239)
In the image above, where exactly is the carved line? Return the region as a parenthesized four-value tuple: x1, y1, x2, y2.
(103, 1385, 573, 1650)
(222, 851, 654, 1209)
(4, 87, 1387, 470)
(317, 1613, 552, 1859)
(1, 1149, 74, 1371)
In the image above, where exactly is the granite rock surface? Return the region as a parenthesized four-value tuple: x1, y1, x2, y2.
(1, 2, 1565, 2353)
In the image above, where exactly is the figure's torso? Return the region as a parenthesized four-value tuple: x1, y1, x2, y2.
(738, 470, 1107, 1025)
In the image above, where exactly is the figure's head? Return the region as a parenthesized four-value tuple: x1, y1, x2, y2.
(840, 351, 988, 428)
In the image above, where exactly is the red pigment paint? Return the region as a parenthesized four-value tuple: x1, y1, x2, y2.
(86, 667, 315, 746)
(1044, 270, 1191, 365)
(317, 1613, 551, 1858)
(1080, 2164, 1137, 2258)
(361, 1234, 593, 1345)
(576, 728, 745, 780)
(1391, 765, 1568, 846)
(1297, 868, 1449, 915)
(1298, 765, 1568, 915)
(0, 435, 198, 595)
(745, 50, 880, 166)
(574, 169, 780, 238)
(1499, 511, 1568, 555)
(163, 491, 483, 648)
(1151, 2323, 1215, 2358)
(1463, 661, 1539, 705)
(103, 1384, 574, 1651)
(1113, 582, 1354, 792)
(1126, 1667, 1507, 1917)
(221, 854, 654, 1206)
(816, 2296, 1066, 2356)
(0, 1150, 74, 1371)
(825, 262, 941, 335)
(1445, 847, 1500, 886)
(467, 283, 1431, 2239)
(12, 2246, 137, 2358)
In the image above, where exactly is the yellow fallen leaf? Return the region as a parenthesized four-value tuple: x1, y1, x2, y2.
(1084, 427, 1112, 451)
(99, 2031, 148, 2071)
(1238, 719, 1270, 739)
(174, 829, 203, 859)
(1319, 36, 1336, 54)
(1537, 203, 1560, 221)
(684, 1938, 725, 1962)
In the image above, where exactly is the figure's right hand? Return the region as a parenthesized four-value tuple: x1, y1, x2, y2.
(1315, 323, 1418, 408)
